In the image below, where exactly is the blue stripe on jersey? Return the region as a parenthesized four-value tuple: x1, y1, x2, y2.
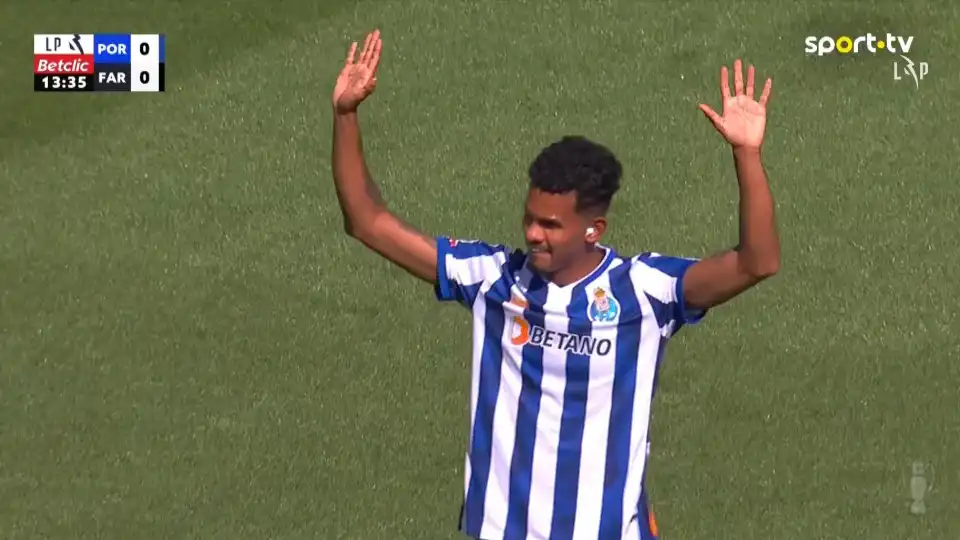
(650, 335, 668, 399)
(548, 280, 593, 540)
(636, 488, 658, 540)
(597, 258, 643, 538)
(435, 241, 452, 299)
(503, 274, 550, 538)
(463, 260, 520, 535)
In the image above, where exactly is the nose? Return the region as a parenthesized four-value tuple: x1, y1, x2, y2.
(525, 224, 545, 246)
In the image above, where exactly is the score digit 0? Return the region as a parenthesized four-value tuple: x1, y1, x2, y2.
(138, 40, 150, 85)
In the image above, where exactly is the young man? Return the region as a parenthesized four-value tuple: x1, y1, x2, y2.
(332, 30, 779, 540)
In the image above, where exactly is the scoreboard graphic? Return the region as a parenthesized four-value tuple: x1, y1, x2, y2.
(34, 34, 165, 92)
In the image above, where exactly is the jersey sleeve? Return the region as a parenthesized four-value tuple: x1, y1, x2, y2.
(630, 252, 707, 338)
(435, 237, 511, 308)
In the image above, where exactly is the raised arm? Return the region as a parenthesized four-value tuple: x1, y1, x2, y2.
(683, 60, 781, 310)
(331, 30, 437, 283)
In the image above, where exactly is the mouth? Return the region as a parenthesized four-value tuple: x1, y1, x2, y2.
(528, 247, 551, 265)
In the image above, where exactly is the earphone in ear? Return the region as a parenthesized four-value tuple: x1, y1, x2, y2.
(586, 227, 596, 236)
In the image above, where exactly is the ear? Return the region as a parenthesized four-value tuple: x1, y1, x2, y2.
(585, 217, 607, 243)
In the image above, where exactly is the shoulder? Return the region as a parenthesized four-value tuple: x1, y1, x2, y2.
(438, 236, 524, 260)
(631, 252, 700, 277)
(621, 251, 700, 296)
(437, 236, 527, 274)
(440, 236, 500, 251)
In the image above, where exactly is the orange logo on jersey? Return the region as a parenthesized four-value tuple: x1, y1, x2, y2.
(509, 294, 529, 345)
(648, 507, 659, 537)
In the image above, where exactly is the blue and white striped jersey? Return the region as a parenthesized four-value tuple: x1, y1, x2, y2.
(435, 237, 707, 540)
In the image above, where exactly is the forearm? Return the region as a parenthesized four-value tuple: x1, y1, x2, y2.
(734, 146, 780, 277)
(332, 109, 386, 236)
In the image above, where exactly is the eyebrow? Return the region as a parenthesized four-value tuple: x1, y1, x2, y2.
(527, 213, 563, 227)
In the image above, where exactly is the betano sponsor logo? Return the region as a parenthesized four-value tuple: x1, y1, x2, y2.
(507, 294, 613, 356)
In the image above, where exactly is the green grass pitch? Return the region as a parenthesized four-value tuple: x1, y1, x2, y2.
(2, 0, 959, 538)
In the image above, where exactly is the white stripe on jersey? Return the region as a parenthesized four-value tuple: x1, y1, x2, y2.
(435, 238, 706, 540)
(569, 260, 622, 540)
(525, 280, 573, 538)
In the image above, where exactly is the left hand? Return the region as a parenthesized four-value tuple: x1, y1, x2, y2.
(332, 29, 382, 114)
(699, 59, 772, 150)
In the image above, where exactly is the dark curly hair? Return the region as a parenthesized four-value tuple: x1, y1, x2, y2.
(528, 136, 622, 214)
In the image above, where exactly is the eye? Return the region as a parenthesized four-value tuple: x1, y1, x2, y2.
(540, 218, 563, 230)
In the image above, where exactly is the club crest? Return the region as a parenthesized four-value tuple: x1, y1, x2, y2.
(588, 287, 619, 322)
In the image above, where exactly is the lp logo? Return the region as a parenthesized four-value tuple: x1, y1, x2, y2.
(894, 55, 928, 88)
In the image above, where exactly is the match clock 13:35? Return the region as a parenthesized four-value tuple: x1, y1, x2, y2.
(37, 74, 91, 90)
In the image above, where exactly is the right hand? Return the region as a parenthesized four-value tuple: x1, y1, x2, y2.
(332, 29, 382, 113)
(698, 59, 772, 151)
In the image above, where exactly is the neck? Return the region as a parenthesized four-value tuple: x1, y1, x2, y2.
(543, 246, 606, 287)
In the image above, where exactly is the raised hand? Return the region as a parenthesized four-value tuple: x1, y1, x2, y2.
(699, 59, 772, 150)
(332, 30, 382, 113)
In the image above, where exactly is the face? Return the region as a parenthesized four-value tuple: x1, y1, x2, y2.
(522, 188, 605, 274)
